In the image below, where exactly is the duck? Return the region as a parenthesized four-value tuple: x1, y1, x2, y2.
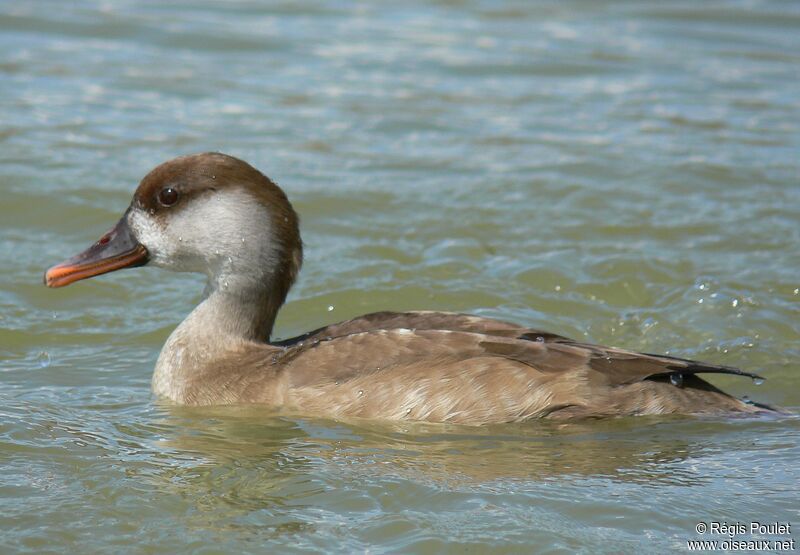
(44, 152, 776, 423)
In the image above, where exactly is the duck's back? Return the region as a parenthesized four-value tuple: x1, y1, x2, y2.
(249, 311, 770, 424)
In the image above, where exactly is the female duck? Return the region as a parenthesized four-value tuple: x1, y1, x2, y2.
(45, 153, 773, 423)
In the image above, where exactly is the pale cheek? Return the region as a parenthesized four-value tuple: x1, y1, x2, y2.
(127, 188, 278, 278)
(127, 209, 176, 267)
(164, 213, 213, 272)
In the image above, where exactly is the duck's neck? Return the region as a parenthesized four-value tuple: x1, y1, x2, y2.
(195, 285, 281, 341)
(151, 278, 283, 401)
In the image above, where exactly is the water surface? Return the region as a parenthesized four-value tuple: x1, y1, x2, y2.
(1, 0, 799, 552)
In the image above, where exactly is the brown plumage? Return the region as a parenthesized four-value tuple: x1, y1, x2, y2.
(44, 153, 778, 424)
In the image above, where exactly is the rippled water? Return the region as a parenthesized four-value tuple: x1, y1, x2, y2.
(2, 0, 799, 552)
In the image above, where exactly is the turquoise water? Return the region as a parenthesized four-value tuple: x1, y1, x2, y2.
(1, 1, 799, 552)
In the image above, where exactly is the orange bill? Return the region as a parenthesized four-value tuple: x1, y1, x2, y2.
(44, 215, 149, 288)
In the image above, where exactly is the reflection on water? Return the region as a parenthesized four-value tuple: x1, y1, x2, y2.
(1, 0, 799, 552)
(152, 407, 782, 488)
(1, 391, 798, 550)
(103, 406, 798, 550)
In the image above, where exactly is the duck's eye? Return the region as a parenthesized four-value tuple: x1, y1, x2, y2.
(158, 187, 179, 207)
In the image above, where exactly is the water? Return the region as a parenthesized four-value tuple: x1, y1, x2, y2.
(2, 0, 799, 552)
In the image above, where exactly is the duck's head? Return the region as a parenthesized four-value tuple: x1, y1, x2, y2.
(45, 153, 303, 332)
